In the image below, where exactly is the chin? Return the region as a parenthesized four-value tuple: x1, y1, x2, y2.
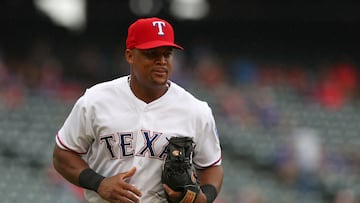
(152, 76, 168, 85)
(155, 80, 168, 87)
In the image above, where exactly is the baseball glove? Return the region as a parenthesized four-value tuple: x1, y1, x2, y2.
(162, 137, 200, 203)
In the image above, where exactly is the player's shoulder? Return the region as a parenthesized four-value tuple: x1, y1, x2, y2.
(77, 76, 128, 106)
(88, 76, 126, 91)
(84, 76, 127, 96)
(170, 81, 211, 111)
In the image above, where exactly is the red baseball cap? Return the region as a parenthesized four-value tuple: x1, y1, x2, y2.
(126, 17, 184, 50)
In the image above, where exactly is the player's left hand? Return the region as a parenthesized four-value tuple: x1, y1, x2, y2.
(162, 184, 182, 202)
(163, 184, 207, 203)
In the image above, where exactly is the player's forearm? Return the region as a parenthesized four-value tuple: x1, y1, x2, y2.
(53, 144, 89, 186)
(197, 165, 224, 192)
(195, 165, 224, 203)
(194, 191, 207, 203)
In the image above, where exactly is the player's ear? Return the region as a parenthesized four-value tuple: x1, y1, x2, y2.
(125, 49, 134, 64)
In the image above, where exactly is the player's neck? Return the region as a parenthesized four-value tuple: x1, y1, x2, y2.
(128, 76, 169, 103)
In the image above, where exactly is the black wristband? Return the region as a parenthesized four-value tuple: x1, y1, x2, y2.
(200, 184, 218, 203)
(78, 168, 105, 192)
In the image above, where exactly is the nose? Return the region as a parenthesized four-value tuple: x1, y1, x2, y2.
(155, 55, 167, 65)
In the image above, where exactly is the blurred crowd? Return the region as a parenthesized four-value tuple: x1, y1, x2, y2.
(1, 39, 359, 109)
(1, 38, 360, 203)
(181, 49, 360, 203)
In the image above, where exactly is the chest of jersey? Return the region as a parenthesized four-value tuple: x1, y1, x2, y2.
(90, 98, 196, 161)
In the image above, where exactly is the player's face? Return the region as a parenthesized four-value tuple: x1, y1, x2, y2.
(126, 46, 174, 89)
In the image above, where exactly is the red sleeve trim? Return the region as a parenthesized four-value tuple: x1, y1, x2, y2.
(56, 133, 88, 155)
(193, 155, 222, 169)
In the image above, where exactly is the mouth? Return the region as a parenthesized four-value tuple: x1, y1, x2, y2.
(152, 68, 168, 77)
(151, 68, 169, 85)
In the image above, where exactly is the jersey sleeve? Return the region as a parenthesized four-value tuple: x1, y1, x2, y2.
(56, 92, 94, 154)
(193, 103, 222, 169)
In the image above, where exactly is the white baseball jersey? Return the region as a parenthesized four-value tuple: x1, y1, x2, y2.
(56, 75, 222, 203)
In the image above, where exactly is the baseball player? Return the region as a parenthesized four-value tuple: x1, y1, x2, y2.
(53, 17, 223, 203)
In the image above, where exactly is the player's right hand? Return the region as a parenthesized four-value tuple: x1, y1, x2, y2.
(97, 167, 142, 203)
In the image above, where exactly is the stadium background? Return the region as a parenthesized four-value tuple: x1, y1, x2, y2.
(0, 0, 360, 202)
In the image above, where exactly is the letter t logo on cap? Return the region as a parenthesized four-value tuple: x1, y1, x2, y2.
(126, 17, 183, 50)
(152, 21, 166, 36)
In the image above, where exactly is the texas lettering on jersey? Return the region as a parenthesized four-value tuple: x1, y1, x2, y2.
(99, 130, 169, 160)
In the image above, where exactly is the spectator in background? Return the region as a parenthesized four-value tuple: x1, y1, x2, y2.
(274, 127, 323, 196)
(38, 58, 63, 97)
(229, 58, 258, 86)
(233, 186, 266, 203)
(315, 60, 358, 110)
(194, 55, 229, 95)
(333, 189, 358, 203)
(292, 128, 323, 194)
